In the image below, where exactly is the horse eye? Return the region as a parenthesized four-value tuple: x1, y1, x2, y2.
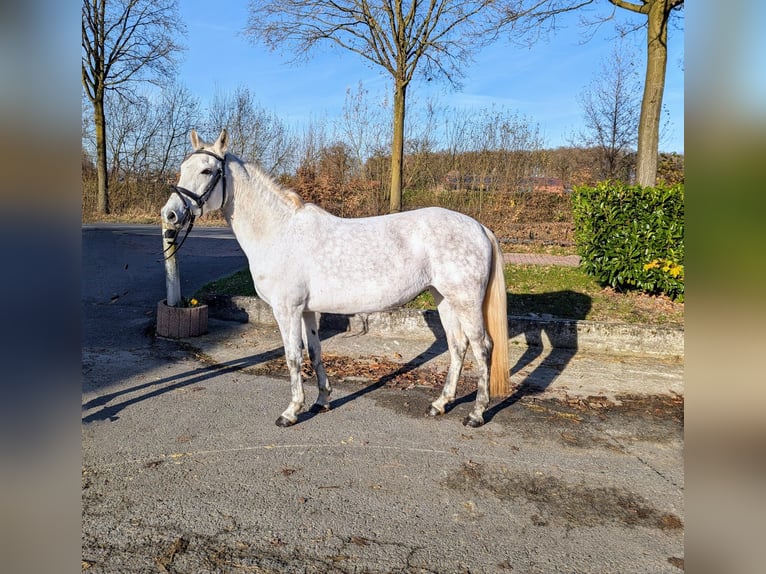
(201, 168, 212, 175)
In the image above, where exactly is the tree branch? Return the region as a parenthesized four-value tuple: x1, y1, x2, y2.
(608, 0, 649, 15)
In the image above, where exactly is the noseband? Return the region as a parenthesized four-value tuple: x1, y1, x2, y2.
(162, 149, 228, 260)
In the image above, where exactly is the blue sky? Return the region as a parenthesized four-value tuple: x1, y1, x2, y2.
(176, 1, 684, 153)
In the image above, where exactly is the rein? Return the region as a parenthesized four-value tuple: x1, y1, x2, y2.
(162, 149, 227, 260)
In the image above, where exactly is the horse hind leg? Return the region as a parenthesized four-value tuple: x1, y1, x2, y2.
(302, 311, 332, 413)
(436, 293, 493, 427)
(463, 325, 493, 428)
(428, 295, 469, 418)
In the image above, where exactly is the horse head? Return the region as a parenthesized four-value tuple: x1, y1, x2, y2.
(161, 128, 229, 229)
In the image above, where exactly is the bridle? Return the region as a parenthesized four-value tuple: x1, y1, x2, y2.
(162, 149, 228, 260)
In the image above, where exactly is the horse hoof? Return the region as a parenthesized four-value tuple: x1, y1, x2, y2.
(427, 406, 443, 418)
(275, 415, 296, 427)
(310, 403, 331, 414)
(462, 416, 484, 428)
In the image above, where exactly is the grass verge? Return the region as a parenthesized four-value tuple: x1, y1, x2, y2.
(196, 269, 256, 298)
(194, 264, 683, 327)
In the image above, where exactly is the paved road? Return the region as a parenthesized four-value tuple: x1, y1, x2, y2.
(82, 224, 684, 573)
(82, 224, 247, 348)
(502, 253, 581, 267)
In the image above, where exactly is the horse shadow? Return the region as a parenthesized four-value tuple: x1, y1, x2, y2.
(84, 291, 591, 426)
(82, 315, 351, 424)
(296, 311, 449, 423)
(482, 290, 592, 423)
(82, 346, 287, 423)
(307, 290, 591, 425)
(83, 310, 430, 425)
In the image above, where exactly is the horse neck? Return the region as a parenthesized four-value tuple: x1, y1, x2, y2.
(223, 160, 298, 243)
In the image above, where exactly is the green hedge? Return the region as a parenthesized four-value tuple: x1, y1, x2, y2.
(572, 182, 684, 301)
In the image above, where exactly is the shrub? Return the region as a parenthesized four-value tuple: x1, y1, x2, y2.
(572, 182, 684, 300)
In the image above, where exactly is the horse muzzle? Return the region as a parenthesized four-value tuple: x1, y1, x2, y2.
(161, 204, 191, 229)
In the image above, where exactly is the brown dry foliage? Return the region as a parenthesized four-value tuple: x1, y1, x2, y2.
(81, 145, 681, 247)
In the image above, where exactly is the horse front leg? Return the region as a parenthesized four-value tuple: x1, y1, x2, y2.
(274, 306, 305, 427)
(302, 311, 332, 413)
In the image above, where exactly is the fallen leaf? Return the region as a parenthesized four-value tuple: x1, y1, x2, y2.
(155, 537, 188, 572)
(560, 432, 579, 444)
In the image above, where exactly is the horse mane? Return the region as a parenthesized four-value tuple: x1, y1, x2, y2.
(282, 188, 305, 210)
(232, 156, 305, 212)
(255, 165, 303, 210)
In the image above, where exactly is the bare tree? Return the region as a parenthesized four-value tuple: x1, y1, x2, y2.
(245, 0, 527, 213)
(92, 84, 198, 183)
(82, 0, 184, 214)
(404, 98, 440, 190)
(296, 116, 331, 181)
(205, 86, 297, 176)
(336, 82, 389, 179)
(104, 91, 153, 182)
(152, 83, 201, 177)
(577, 42, 640, 180)
(440, 106, 543, 191)
(582, 0, 683, 186)
(510, 0, 682, 186)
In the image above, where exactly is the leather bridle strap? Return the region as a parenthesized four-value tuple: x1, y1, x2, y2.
(171, 149, 227, 215)
(162, 149, 227, 260)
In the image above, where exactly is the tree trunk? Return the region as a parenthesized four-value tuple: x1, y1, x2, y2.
(635, 0, 669, 187)
(389, 80, 406, 213)
(94, 95, 110, 214)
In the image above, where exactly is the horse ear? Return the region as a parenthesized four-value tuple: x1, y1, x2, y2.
(215, 128, 228, 154)
(190, 129, 202, 150)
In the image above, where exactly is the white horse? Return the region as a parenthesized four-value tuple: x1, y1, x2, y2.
(162, 129, 509, 427)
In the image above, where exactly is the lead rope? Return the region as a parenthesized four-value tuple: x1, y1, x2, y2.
(159, 150, 227, 261)
(160, 215, 195, 261)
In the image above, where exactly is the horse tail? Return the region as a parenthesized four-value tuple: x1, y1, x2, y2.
(482, 227, 510, 398)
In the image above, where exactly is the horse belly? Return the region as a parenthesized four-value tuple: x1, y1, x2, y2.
(305, 260, 429, 315)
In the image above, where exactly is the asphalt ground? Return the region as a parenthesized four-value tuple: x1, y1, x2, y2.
(82, 225, 684, 573)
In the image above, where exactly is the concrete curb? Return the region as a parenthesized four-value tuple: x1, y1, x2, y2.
(206, 295, 684, 359)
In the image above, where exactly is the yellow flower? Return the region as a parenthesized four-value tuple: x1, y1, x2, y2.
(668, 264, 683, 278)
(643, 259, 683, 280)
(643, 260, 660, 271)
(189, 298, 198, 307)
